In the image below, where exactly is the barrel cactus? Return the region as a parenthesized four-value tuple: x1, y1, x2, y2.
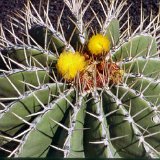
(0, 0, 160, 158)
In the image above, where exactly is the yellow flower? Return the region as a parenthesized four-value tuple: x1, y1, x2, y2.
(88, 34, 110, 56)
(56, 51, 86, 80)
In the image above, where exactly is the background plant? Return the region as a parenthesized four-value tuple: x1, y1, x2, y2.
(0, 0, 160, 158)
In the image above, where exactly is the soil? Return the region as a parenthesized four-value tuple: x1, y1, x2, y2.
(0, 0, 159, 42)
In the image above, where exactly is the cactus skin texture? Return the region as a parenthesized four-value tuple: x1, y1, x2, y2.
(0, 0, 160, 158)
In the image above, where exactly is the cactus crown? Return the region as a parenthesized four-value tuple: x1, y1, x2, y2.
(0, 0, 160, 158)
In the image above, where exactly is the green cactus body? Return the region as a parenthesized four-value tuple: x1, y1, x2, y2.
(0, 0, 160, 158)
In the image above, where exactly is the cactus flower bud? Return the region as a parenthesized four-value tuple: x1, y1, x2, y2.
(88, 34, 110, 56)
(56, 51, 86, 80)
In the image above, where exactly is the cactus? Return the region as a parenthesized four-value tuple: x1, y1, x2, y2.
(0, 0, 160, 158)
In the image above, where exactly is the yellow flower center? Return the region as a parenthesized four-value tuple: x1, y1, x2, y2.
(88, 34, 110, 56)
(56, 51, 86, 80)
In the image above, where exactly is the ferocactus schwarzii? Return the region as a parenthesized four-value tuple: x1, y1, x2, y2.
(0, 0, 160, 158)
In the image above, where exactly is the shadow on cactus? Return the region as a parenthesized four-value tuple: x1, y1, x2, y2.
(0, 0, 160, 158)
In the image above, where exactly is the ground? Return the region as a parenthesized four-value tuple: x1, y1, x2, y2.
(0, 0, 159, 42)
